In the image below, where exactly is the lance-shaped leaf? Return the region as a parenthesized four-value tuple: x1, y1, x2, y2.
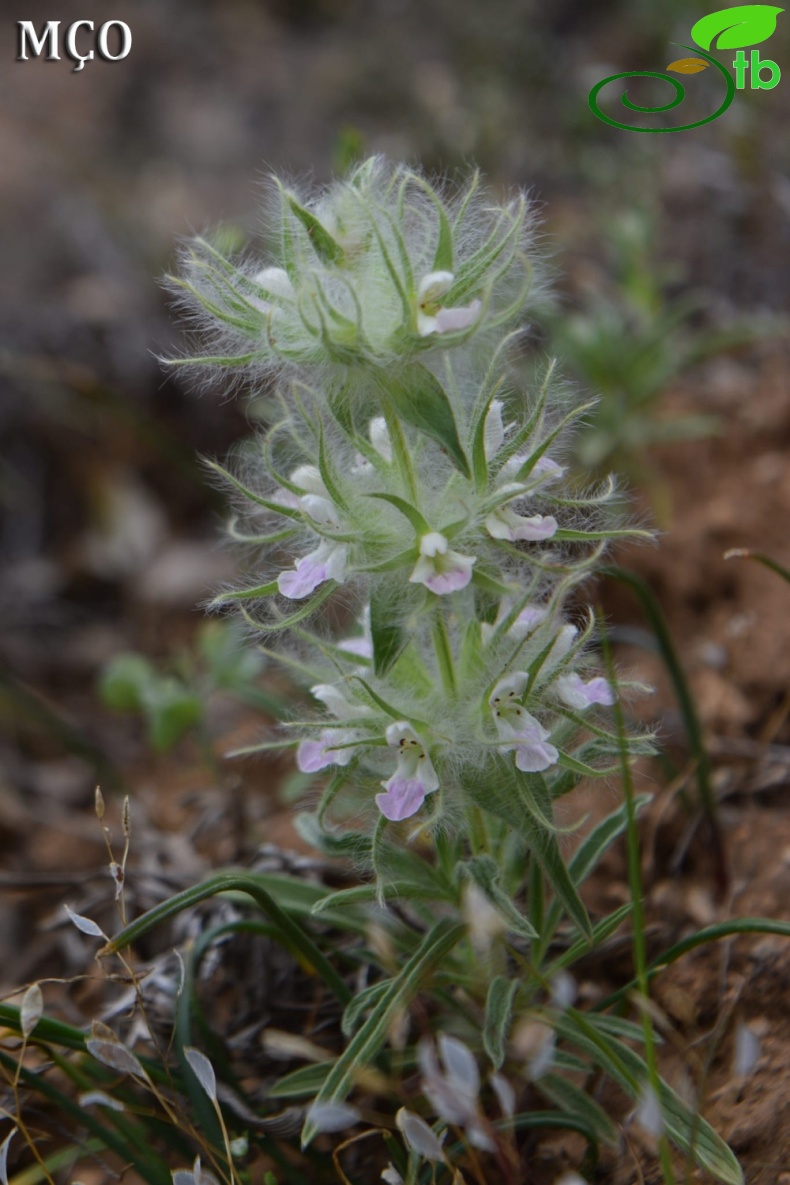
(369, 583, 410, 676)
(557, 1013, 744, 1184)
(483, 976, 519, 1069)
(376, 364, 470, 477)
(285, 193, 345, 265)
(690, 4, 783, 49)
(301, 918, 465, 1146)
(461, 759, 591, 939)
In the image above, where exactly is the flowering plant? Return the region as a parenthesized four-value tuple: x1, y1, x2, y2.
(158, 159, 751, 1181)
(170, 157, 645, 873)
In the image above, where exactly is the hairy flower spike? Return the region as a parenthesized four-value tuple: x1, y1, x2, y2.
(171, 156, 648, 884)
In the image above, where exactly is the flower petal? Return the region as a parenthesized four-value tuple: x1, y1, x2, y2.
(434, 299, 482, 334)
(417, 270, 455, 303)
(375, 778, 427, 821)
(556, 673, 615, 710)
(278, 553, 330, 599)
(296, 738, 334, 773)
(513, 736, 559, 772)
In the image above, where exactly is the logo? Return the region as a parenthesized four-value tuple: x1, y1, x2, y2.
(589, 4, 782, 132)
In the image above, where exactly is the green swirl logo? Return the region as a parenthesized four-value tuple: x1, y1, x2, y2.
(589, 5, 783, 133)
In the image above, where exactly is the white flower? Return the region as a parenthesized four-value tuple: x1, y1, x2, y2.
(490, 674, 558, 772)
(481, 601, 550, 645)
(253, 266, 294, 299)
(351, 417, 393, 474)
(409, 532, 476, 595)
(338, 605, 373, 665)
(416, 271, 481, 337)
(555, 673, 615, 710)
(485, 503, 558, 543)
(376, 722, 439, 821)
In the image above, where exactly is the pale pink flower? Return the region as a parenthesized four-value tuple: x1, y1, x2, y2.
(485, 503, 558, 543)
(375, 722, 439, 821)
(409, 532, 476, 595)
(490, 674, 558, 772)
(277, 539, 348, 599)
(555, 673, 615, 710)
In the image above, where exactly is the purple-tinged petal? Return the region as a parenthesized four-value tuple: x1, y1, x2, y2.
(514, 736, 559, 772)
(424, 564, 474, 594)
(556, 673, 614, 710)
(375, 778, 427, 821)
(278, 554, 330, 599)
(296, 739, 334, 773)
(434, 299, 482, 334)
(510, 513, 558, 542)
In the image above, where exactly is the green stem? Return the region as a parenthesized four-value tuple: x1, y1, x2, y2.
(432, 613, 457, 696)
(600, 616, 676, 1185)
(380, 396, 419, 503)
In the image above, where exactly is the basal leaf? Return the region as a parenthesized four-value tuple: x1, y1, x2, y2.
(483, 976, 519, 1069)
(301, 918, 465, 1146)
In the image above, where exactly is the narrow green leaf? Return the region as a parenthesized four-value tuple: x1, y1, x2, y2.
(546, 903, 632, 975)
(537, 1072, 620, 1148)
(366, 491, 430, 534)
(483, 977, 519, 1069)
(203, 459, 300, 518)
(725, 547, 790, 585)
(301, 918, 465, 1146)
(369, 583, 409, 677)
(376, 364, 470, 477)
(342, 980, 391, 1036)
(459, 855, 538, 940)
(461, 759, 591, 940)
(210, 580, 279, 605)
(269, 1060, 335, 1099)
(239, 581, 337, 633)
(351, 676, 432, 731)
(286, 194, 345, 264)
(558, 1015, 744, 1184)
(100, 873, 352, 1006)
